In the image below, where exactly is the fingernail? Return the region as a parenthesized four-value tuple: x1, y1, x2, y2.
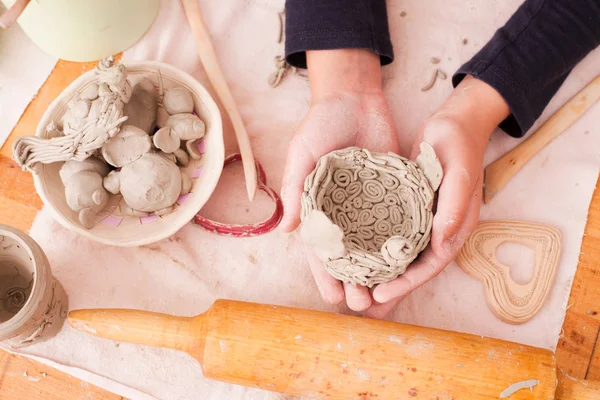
(442, 234, 456, 254)
(373, 291, 388, 304)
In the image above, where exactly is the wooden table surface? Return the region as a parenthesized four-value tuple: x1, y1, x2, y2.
(0, 60, 599, 399)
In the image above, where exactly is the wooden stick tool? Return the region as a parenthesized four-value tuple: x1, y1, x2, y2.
(68, 299, 600, 399)
(180, 0, 258, 201)
(484, 75, 600, 203)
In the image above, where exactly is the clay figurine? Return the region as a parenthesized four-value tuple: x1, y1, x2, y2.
(153, 86, 205, 158)
(300, 143, 443, 287)
(59, 157, 111, 229)
(102, 127, 192, 216)
(13, 57, 131, 171)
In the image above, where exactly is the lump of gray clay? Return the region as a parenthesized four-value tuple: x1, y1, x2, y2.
(101, 125, 152, 168)
(79, 83, 99, 101)
(300, 144, 443, 287)
(103, 153, 189, 215)
(122, 78, 158, 134)
(59, 157, 111, 229)
(163, 86, 194, 115)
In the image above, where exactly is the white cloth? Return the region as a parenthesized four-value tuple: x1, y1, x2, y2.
(4, 0, 600, 399)
(0, 4, 57, 147)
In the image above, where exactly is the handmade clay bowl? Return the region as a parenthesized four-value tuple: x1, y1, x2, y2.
(32, 61, 224, 246)
(300, 146, 442, 287)
(0, 224, 68, 348)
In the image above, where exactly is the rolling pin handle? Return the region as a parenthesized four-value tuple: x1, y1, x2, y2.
(68, 308, 205, 359)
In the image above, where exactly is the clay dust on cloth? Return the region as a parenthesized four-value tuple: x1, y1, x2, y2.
(0, 3, 57, 148)
(3, 0, 599, 399)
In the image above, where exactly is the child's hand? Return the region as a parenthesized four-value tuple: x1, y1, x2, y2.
(364, 75, 510, 318)
(281, 49, 401, 311)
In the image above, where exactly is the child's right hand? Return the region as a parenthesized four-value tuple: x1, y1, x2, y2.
(365, 75, 511, 318)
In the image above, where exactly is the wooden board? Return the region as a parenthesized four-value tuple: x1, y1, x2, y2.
(0, 58, 599, 399)
(556, 369, 600, 400)
(555, 176, 600, 380)
(0, 351, 124, 400)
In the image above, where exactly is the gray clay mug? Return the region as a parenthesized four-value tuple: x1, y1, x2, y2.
(0, 224, 67, 348)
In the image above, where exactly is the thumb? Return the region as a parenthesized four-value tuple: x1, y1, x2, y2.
(431, 165, 479, 255)
(280, 135, 316, 232)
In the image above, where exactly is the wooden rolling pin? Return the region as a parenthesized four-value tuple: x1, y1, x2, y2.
(483, 75, 600, 203)
(68, 300, 600, 399)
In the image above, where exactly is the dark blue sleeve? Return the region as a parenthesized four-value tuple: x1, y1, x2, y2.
(284, 0, 600, 137)
(453, 0, 600, 137)
(284, 0, 394, 69)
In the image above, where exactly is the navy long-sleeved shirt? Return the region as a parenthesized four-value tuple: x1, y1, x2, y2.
(285, 0, 600, 137)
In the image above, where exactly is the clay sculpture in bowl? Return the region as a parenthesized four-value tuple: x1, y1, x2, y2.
(300, 144, 443, 287)
(11, 58, 224, 246)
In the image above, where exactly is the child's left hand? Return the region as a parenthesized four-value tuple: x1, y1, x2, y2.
(364, 75, 510, 318)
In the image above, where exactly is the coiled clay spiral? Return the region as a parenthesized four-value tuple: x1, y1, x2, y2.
(300, 144, 442, 287)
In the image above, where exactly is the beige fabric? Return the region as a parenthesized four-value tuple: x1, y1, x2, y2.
(2, 0, 599, 399)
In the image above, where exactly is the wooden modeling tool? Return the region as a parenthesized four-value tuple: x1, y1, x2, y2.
(456, 220, 561, 324)
(180, 0, 258, 201)
(68, 299, 599, 399)
(0, 0, 29, 29)
(484, 75, 600, 203)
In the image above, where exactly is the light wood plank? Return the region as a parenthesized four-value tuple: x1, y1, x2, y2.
(0, 196, 39, 233)
(556, 369, 600, 399)
(556, 175, 600, 379)
(0, 351, 125, 400)
(588, 338, 600, 381)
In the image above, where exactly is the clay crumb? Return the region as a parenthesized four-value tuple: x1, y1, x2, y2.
(500, 379, 539, 398)
(277, 9, 285, 43)
(463, 38, 469, 45)
(430, 57, 441, 64)
(421, 69, 447, 91)
(400, 11, 407, 17)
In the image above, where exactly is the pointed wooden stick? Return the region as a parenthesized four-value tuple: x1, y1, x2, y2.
(180, 0, 258, 201)
(0, 0, 30, 30)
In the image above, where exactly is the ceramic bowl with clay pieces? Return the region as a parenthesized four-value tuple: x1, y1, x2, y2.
(31, 61, 224, 246)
